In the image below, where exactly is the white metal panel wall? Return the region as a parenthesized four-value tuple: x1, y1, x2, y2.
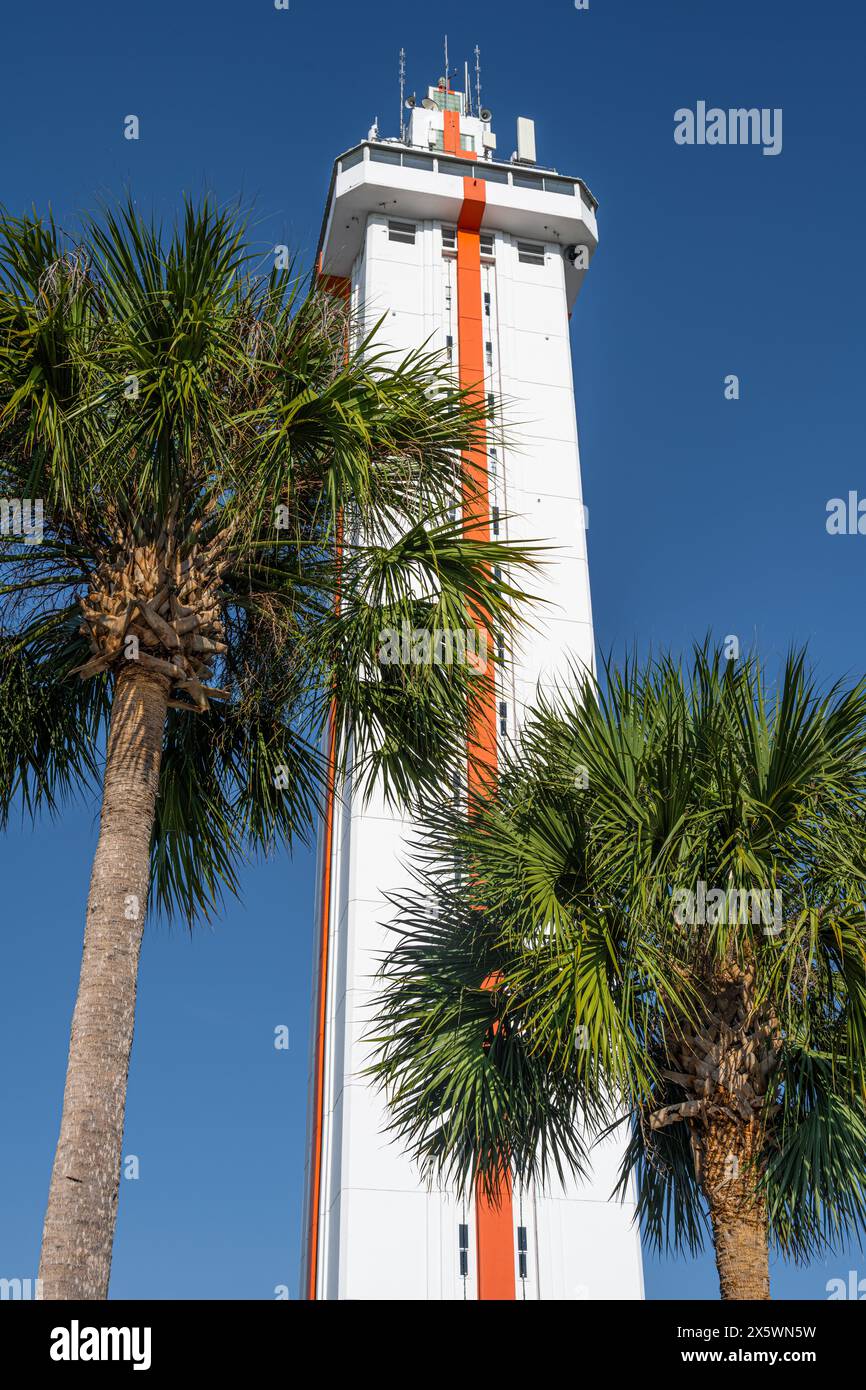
(483, 228, 641, 1299)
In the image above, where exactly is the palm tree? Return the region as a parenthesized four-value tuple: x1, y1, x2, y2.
(0, 199, 532, 1299)
(370, 646, 866, 1299)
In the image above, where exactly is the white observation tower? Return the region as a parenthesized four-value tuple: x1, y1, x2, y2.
(302, 57, 645, 1302)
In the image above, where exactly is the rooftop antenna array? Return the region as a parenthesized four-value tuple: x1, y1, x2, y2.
(475, 45, 482, 118)
(398, 47, 406, 140)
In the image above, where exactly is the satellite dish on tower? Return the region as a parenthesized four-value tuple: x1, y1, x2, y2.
(480, 108, 493, 123)
(421, 97, 437, 110)
(405, 95, 416, 109)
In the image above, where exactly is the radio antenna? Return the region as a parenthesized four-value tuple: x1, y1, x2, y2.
(444, 34, 449, 89)
(464, 60, 471, 115)
(474, 44, 482, 117)
(399, 47, 406, 140)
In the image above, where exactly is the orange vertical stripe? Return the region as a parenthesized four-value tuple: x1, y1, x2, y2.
(476, 1169, 517, 1299)
(458, 180, 498, 794)
(444, 107, 477, 161)
(306, 686, 338, 1301)
(456, 176, 516, 1300)
(307, 270, 350, 1300)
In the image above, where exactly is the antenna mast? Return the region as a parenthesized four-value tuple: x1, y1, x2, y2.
(475, 44, 482, 116)
(399, 47, 406, 140)
(464, 60, 471, 115)
(444, 34, 449, 89)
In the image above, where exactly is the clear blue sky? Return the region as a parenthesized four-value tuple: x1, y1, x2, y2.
(1, 0, 864, 1300)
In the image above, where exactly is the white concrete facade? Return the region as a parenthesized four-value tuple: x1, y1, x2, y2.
(302, 83, 644, 1301)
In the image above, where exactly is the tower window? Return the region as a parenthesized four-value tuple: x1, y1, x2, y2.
(388, 219, 416, 245)
(517, 1225, 529, 1280)
(442, 225, 457, 251)
(458, 1223, 469, 1278)
(460, 134, 475, 153)
(518, 240, 545, 266)
(487, 392, 495, 416)
(492, 504, 500, 536)
(465, 162, 509, 185)
(499, 701, 508, 737)
(484, 291, 491, 317)
(403, 152, 434, 172)
(370, 147, 403, 167)
(480, 232, 495, 257)
(430, 88, 463, 113)
(543, 175, 577, 196)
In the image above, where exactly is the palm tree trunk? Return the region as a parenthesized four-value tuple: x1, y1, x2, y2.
(702, 1115, 771, 1300)
(38, 665, 169, 1300)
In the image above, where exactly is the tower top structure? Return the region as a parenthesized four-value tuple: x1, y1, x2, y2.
(404, 74, 495, 159)
(318, 64, 599, 310)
